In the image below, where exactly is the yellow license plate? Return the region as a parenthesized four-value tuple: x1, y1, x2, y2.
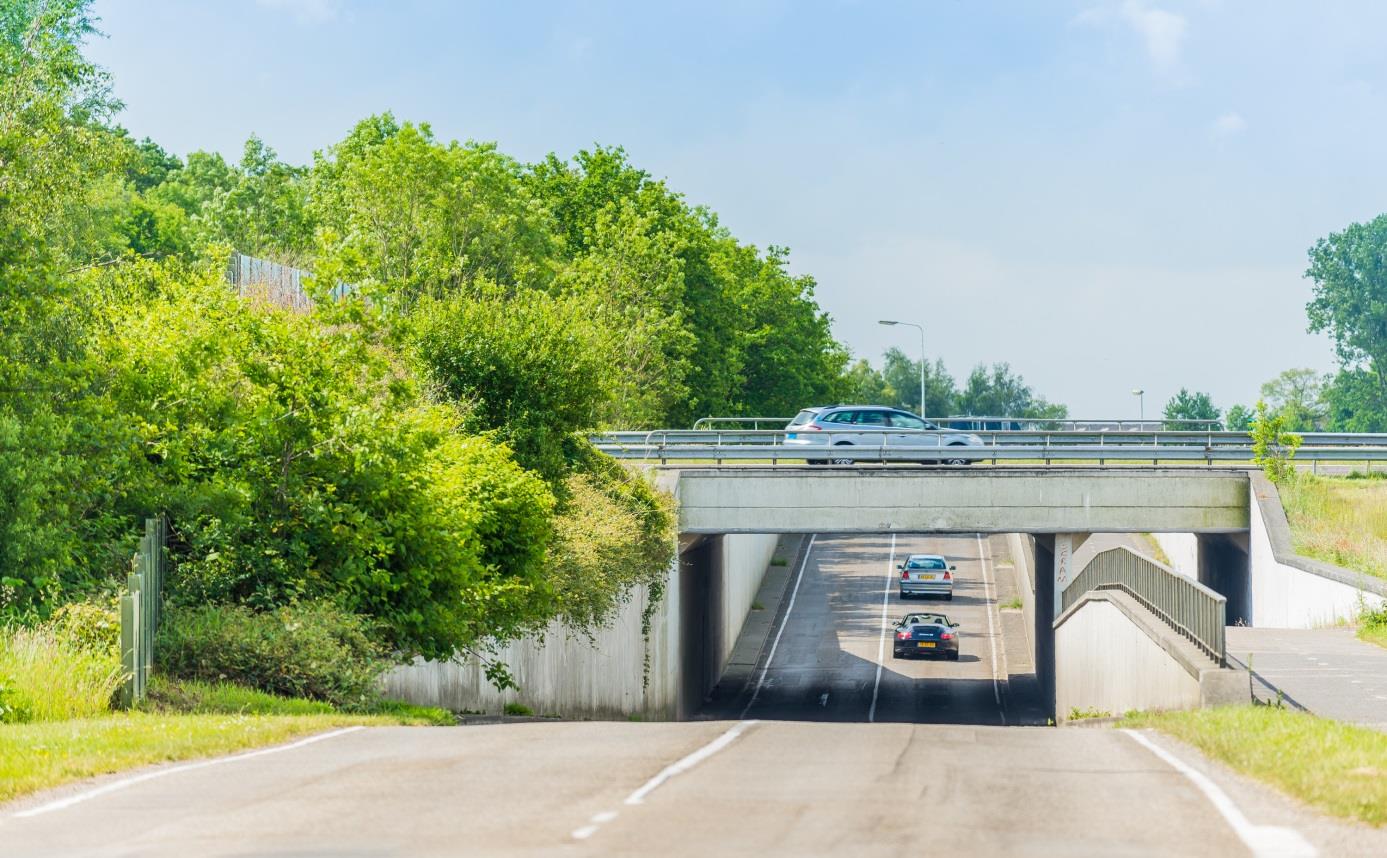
(917, 642, 935, 648)
(918, 573, 937, 580)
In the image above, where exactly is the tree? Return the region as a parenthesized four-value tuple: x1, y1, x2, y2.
(1306, 214, 1387, 404)
(1163, 388, 1219, 430)
(1260, 368, 1327, 432)
(838, 359, 892, 406)
(1223, 403, 1254, 433)
(1321, 369, 1387, 432)
(881, 349, 955, 417)
(956, 363, 1068, 420)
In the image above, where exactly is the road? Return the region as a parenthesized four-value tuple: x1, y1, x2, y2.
(3, 533, 1369, 856)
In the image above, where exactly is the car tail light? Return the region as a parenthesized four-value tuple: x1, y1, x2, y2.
(943, 570, 952, 580)
(900, 570, 909, 580)
(940, 632, 953, 640)
(804, 424, 822, 431)
(895, 630, 910, 640)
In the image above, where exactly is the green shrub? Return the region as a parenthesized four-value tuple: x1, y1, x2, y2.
(155, 602, 386, 708)
(0, 624, 122, 723)
(48, 601, 120, 655)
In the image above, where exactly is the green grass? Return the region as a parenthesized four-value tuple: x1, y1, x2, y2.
(769, 557, 788, 567)
(1140, 533, 1173, 567)
(1124, 706, 1387, 826)
(1279, 475, 1387, 581)
(0, 625, 123, 723)
(503, 702, 533, 717)
(1000, 596, 1023, 610)
(0, 678, 452, 805)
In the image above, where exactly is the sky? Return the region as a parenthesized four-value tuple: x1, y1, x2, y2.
(86, 0, 1387, 417)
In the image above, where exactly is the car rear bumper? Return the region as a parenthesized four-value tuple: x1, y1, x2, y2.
(893, 641, 958, 657)
(899, 581, 953, 595)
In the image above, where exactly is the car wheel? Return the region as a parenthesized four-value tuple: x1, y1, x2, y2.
(898, 590, 909, 600)
(944, 446, 970, 466)
(891, 650, 900, 660)
(830, 442, 855, 465)
(949, 651, 960, 661)
(944, 593, 953, 601)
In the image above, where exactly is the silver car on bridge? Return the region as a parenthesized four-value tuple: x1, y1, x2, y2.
(783, 405, 984, 464)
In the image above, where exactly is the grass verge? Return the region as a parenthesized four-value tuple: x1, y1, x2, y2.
(1124, 705, 1387, 826)
(0, 678, 454, 805)
(1279, 475, 1387, 582)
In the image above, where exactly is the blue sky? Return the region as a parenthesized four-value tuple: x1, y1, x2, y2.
(88, 1, 1387, 417)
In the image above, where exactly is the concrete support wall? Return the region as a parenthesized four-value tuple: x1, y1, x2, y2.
(383, 532, 778, 720)
(1248, 474, 1386, 628)
(1032, 534, 1056, 720)
(1056, 595, 1202, 721)
(1151, 533, 1198, 579)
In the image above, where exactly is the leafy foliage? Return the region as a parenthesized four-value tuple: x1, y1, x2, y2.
(1251, 400, 1302, 483)
(155, 602, 385, 708)
(1162, 388, 1220, 430)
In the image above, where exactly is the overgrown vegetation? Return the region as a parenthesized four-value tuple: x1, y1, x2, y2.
(1359, 603, 1387, 650)
(0, 623, 122, 723)
(1125, 706, 1387, 827)
(1251, 400, 1302, 483)
(1278, 475, 1387, 581)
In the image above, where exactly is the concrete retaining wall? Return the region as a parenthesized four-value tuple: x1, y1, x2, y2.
(1055, 591, 1248, 723)
(718, 534, 779, 668)
(1151, 533, 1198, 580)
(1248, 473, 1387, 628)
(383, 533, 779, 719)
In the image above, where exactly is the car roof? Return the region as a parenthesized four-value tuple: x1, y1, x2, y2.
(905, 553, 946, 561)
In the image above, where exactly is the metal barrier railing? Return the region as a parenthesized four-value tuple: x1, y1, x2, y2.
(120, 516, 167, 708)
(1063, 546, 1226, 664)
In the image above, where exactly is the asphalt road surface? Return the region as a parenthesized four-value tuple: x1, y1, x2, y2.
(6, 533, 1374, 857)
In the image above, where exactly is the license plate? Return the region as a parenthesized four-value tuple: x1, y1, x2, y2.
(786, 432, 796, 439)
(918, 573, 937, 580)
(917, 642, 935, 648)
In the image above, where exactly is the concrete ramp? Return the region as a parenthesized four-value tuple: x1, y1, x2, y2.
(1055, 590, 1249, 723)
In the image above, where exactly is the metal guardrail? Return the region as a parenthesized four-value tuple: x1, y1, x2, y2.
(591, 430, 1387, 466)
(1063, 546, 1226, 664)
(691, 417, 793, 429)
(688, 415, 1229, 431)
(120, 516, 167, 708)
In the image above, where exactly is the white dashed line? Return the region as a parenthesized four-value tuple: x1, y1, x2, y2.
(624, 720, 758, 805)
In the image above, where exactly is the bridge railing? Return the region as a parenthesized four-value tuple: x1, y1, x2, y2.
(1063, 546, 1226, 665)
(591, 430, 1387, 466)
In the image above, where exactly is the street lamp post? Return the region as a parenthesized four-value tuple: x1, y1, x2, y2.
(879, 320, 926, 419)
(1132, 388, 1145, 427)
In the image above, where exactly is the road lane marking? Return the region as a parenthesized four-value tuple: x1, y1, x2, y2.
(571, 810, 620, 840)
(571, 825, 600, 840)
(976, 533, 1007, 725)
(624, 720, 759, 805)
(1121, 729, 1316, 858)
(13, 726, 365, 819)
(867, 532, 898, 723)
(741, 534, 816, 718)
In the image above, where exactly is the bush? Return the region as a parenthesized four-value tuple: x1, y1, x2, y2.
(49, 601, 120, 655)
(155, 602, 386, 708)
(0, 624, 123, 722)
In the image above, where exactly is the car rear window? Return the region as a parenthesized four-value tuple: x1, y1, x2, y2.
(906, 557, 947, 570)
(788, 410, 817, 426)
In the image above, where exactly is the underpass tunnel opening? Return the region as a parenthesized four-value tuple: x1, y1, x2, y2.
(682, 530, 1042, 726)
(1197, 533, 1251, 625)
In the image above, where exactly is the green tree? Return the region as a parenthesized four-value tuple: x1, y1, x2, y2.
(957, 363, 1067, 420)
(1162, 388, 1220, 430)
(1223, 403, 1254, 433)
(1260, 368, 1326, 432)
(838, 358, 892, 405)
(881, 349, 955, 417)
(1251, 400, 1302, 483)
(1306, 214, 1387, 405)
(1321, 369, 1387, 432)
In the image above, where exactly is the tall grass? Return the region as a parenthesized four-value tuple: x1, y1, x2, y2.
(1279, 475, 1387, 581)
(0, 624, 123, 722)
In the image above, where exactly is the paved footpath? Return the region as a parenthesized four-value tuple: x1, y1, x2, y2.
(1227, 626, 1387, 730)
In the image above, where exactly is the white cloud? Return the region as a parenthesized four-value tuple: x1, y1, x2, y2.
(1076, 1, 1189, 78)
(1120, 1, 1187, 74)
(256, 0, 343, 25)
(1212, 112, 1247, 136)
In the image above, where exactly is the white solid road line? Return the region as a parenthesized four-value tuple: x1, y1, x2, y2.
(740, 533, 817, 718)
(867, 532, 898, 723)
(976, 533, 1007, 725)
(1121, 729, 1316, 858)
(13, 726, 366, 819)
(624, 719, 759, 806)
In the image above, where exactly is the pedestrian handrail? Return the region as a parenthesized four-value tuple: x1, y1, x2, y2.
(120, 516, 167, 708)
(1063, 546, 1226, 664)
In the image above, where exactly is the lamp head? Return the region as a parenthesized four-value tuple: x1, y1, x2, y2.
(878, 320, 899, 326)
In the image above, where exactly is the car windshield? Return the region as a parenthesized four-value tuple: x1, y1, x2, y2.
(901, 613, 950, 626)
(905, 557, 946, 570)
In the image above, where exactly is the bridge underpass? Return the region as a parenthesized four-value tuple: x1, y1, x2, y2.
(663, 467, 1255, 722)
